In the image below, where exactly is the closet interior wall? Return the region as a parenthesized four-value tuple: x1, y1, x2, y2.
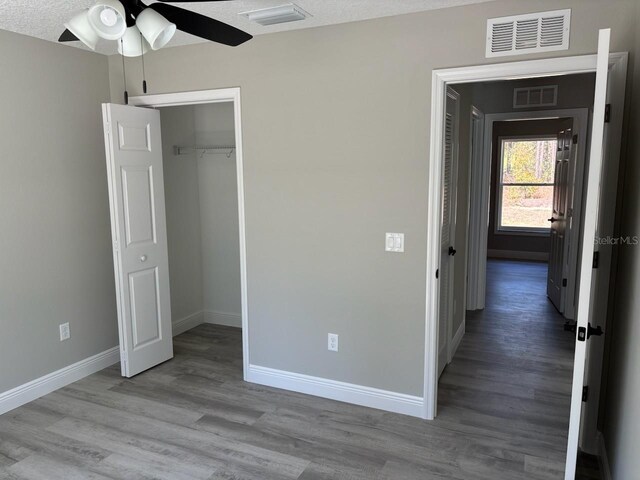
(160, 103, 242, 331)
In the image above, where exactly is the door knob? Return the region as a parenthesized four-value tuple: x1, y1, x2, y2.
(140, 255, 147, 262)
(587, 323, 604, 339)
(448, 246, 457, 256)
(548, 217, 558, 223)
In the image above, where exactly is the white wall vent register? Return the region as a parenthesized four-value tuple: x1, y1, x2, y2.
(513, 85, 558, 108)
(486, 9, 571, 58)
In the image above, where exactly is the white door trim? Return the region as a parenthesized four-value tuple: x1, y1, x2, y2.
(468, 108, 589, 319)
(129, 88, 250, 379)
(425, 52, 628, 421)
(465, 106, 484, 311)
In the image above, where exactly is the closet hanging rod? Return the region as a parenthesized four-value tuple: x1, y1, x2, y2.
(173, 145, 236, 156)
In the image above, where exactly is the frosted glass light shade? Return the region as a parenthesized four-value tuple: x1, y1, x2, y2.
(88, 0, 127, 40)
(64, 10, 100, 50)
(118, 26, 150, 57)
(136, 8, 176, 50)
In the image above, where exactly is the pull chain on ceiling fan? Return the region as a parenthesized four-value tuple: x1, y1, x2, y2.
(59, 0, 252, 56)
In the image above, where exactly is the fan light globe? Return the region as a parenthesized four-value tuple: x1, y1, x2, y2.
(64, 10, 100, 50)
(136, 8, 176, 50)
(88, 0, 127, 40)
(118, 26, 151, 57)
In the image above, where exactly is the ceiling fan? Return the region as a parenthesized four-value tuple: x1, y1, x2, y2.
(59, 0, 252, 56)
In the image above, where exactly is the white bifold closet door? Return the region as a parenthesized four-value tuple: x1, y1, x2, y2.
(102, 103, 173, 378)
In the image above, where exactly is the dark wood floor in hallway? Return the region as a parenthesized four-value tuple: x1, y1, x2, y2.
(0, 260, 599, 479)
(438, 259, 599, 479)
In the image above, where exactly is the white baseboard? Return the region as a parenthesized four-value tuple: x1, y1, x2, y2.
(597, 431, 612, 480)
(487, 249, 549, 261)
(0, 347, 119, 416)
(246, 364, 424, 418)
(449, 320, 465, 363)
(172, 311, 205, 336)
(203, 311, 242, 328)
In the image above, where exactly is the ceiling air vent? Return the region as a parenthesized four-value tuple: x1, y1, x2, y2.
(513, 85, 558, 109)
(486, 9, 570, 58)
(240, 4, 311, 26)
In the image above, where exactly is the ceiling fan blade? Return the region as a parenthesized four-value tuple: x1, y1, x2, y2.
(58, 29, 79, 42)
(149, 3, 252, 46)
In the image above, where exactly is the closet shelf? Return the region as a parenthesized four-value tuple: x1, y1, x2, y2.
(173, 145, 236, 156)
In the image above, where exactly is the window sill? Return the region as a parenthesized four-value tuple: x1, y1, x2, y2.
(495, 228, 550, 237)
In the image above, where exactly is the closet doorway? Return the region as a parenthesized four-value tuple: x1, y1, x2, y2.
(161, 102, 242, 333)
(103, 88, 249, 379)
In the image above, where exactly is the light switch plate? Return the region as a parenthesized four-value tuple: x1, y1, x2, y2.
(385, 233, 404, 253)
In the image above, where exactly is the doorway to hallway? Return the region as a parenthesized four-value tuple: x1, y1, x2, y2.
(438, 259, 599, 479)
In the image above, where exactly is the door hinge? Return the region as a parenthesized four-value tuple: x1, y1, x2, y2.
(582, 386, 589, 402)
(562, 278, 567, 287)
(593, 251, 600, 269)
(604, 104, 611, 123)
(114, 240, 119, 251)
(572, 134, 578, 144)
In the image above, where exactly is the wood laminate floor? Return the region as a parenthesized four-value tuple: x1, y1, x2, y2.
(0, 260, 599, 479)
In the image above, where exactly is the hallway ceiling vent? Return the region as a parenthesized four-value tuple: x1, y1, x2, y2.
(486, 9, 571, 58)
(513, 85, 558, 108)
(240, 4, 311, 26)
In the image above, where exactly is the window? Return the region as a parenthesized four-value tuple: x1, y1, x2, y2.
(497, 137, 557, 233)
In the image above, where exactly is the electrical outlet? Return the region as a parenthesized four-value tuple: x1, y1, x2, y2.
(328, 333, 339, 352)
(59, 323, 70, 341)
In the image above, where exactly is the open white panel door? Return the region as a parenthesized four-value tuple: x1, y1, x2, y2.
(564, 29, 610, 479)
(102, 103, 173, 378)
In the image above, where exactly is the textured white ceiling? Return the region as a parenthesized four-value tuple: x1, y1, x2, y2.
(0, 0, 493, 55)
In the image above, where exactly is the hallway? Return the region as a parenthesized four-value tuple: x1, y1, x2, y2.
(438, 259, 598, 479)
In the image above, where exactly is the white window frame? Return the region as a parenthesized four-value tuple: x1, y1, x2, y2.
(495, 134, 557, 235)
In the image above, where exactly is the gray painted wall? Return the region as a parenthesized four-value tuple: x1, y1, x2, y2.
(194, 103, 242, 318)
(107, 0, 638, 396)
(601, 1, 640, 477)
(0, 30, 115, 393)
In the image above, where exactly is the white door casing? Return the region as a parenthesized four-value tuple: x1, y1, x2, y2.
(437, 87, 460, 377)
(547, 119, 573, 312)
(465, 106, 485, 311)
(102, 103, 173, 377)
